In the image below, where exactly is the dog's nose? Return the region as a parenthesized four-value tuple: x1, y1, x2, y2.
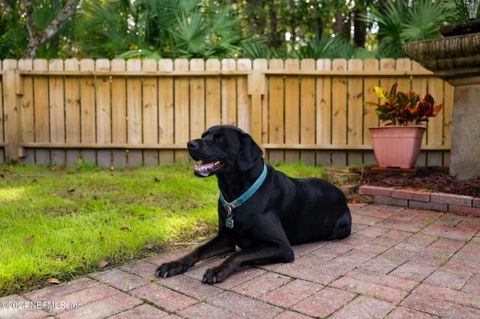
(187, 140, 200, 150)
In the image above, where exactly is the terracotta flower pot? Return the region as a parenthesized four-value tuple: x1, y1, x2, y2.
(369, 126, 426, 169)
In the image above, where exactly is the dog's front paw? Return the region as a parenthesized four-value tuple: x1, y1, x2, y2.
(156, 261, 188, 278)
(202, 266, 228, 284)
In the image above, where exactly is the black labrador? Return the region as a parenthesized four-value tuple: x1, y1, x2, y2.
(156, 125, 351, 284)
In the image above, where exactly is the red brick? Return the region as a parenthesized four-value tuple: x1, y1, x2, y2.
(330, 276, 407, 303)
(108, 304, 169, 319)
(414, 282, 480, 309)
(120, 260, 158, 280)
(473, 197, 480, 208)
(390, 261, 437, 282)
(392, 189, 430, 202)
(232, 272, 292, 298)
(402, 292, 480, 319)
(90, 268, 147, 291)
(130, 283, 198, 312)
(449, 204, 480, 217)
(329, 296, 394, 319)
(387, 306, 437, 319)
(359, 185, 394, 197)
(156, 274, 223, 300)
(423, 223, 477, 241)
(261, 279, 322, 307)
(24, 278, 98, 301)
(346, 269, 417, 291)
(425, 267, 472, 290)
(373, 195, 408, 207)
(208, 291, 283, 319)
(408, 200, 448, 212)
(292, 287, 356, 318)
(178, 302, 243, 319)
(57, 292, 142, 319)
(463, 274, 480, 295)
(431, 192, 473, 206)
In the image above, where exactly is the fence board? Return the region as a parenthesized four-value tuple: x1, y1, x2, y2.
(64, 59, 81, 165)
(190, 59, 205, 140)
(268, 59, 285, 164)
(49, 59, 65, 164)
(126, 59, 142, 166)
(142, 59, 159, 166)
(237, 59, 251, 133)
(18, 59, 34, 164)
(111, 59, 127, 167)
(347, 59, 363, 165)
(331, 59, 347, 165)
(174, 59, 189, 161)
(300, 59, 316, 165)
(96, 59, 112, 167)
(0, 61, 2, 162)
(33, 59, 50, 163)
(80, 59, 96, 164)
(411, 61, 428, 148)
(285, 59, 300, 162)
(316, 59, 332, 165)
(362, 59, 379, 165)
(222, 59, 237, 126)
(158, 59, 174, 164)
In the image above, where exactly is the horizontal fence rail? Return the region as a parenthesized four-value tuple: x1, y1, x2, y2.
(1, 58, 454, 167)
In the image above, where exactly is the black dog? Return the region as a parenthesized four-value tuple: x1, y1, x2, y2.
(156, 125, 351, 284)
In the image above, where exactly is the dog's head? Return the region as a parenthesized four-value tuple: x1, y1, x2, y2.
(187, 125, 263, 177)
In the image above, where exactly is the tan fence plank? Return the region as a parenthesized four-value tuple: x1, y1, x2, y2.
(331, 59, 347, 165)
(64, 59, 81, 165)
(49, 59, 65, 164)
(411, 61, 429, 151)
(251, 59, 267, 144)
(222, 59, 237, 126)
(142, 59, 159, 166)
(363, 59, 380, 144)
(3, 60, 18, 163)
(190, 59, 205, 139)
(0, 61, 3, 162)
(237, 59, 251, 133)
(316, 59, 332, 165)
(159, 59, 174, 164)
(33, 59, 50, 164)
(126, 59, 143, 166)
(427, 73, 445, 166)
(285, 59, 300, 162)
(174, 59, 189, 161)
(206, 59, 221, 130)
(111, 59, 127, 167)
(80, 59, 96, 164)
(96, 59, 112, 168)
(18, 59, 34, 163)
(395, 58, 411, 92)
(300, 59, 316, 165)
(347, 59, 363, 165)
(268, 59, 285, 164)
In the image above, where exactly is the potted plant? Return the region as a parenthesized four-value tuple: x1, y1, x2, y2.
(368, 83, 443, 169)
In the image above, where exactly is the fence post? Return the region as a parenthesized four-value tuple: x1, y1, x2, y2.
(3, 60, 22, 162)
(248, 60, 267, 143)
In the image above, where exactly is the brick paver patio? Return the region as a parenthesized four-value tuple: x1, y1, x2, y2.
(2, 203, 480, 319)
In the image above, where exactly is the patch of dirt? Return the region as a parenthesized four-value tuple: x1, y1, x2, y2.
(356, 166, 480, 197)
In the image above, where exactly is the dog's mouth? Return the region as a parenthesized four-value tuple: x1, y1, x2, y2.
(194, 160, 224, 177)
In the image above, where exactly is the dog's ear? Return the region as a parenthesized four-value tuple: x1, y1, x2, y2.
(238, 132, 263, 171)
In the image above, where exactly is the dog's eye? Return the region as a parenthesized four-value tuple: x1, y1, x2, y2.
(214, 135, 225, 143)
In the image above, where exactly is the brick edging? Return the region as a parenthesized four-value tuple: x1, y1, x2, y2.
(359, 185, 480, 217)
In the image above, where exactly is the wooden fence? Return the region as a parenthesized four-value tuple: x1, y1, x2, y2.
(1, 58, 454, 167)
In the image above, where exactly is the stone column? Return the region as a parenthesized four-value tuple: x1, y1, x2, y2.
(450, 84, 480, 180)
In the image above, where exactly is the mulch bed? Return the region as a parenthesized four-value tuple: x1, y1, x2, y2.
(357, 166, 480, 198)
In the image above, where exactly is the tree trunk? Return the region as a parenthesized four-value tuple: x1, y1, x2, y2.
(24, 0, 79, 58)
(353, 6, 367, 47)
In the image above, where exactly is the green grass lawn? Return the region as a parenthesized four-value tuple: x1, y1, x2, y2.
(0, 162, 324, 296)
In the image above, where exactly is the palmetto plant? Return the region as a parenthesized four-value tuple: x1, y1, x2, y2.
(368, 0, 452, 58)
(75, 0, 243, 59)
